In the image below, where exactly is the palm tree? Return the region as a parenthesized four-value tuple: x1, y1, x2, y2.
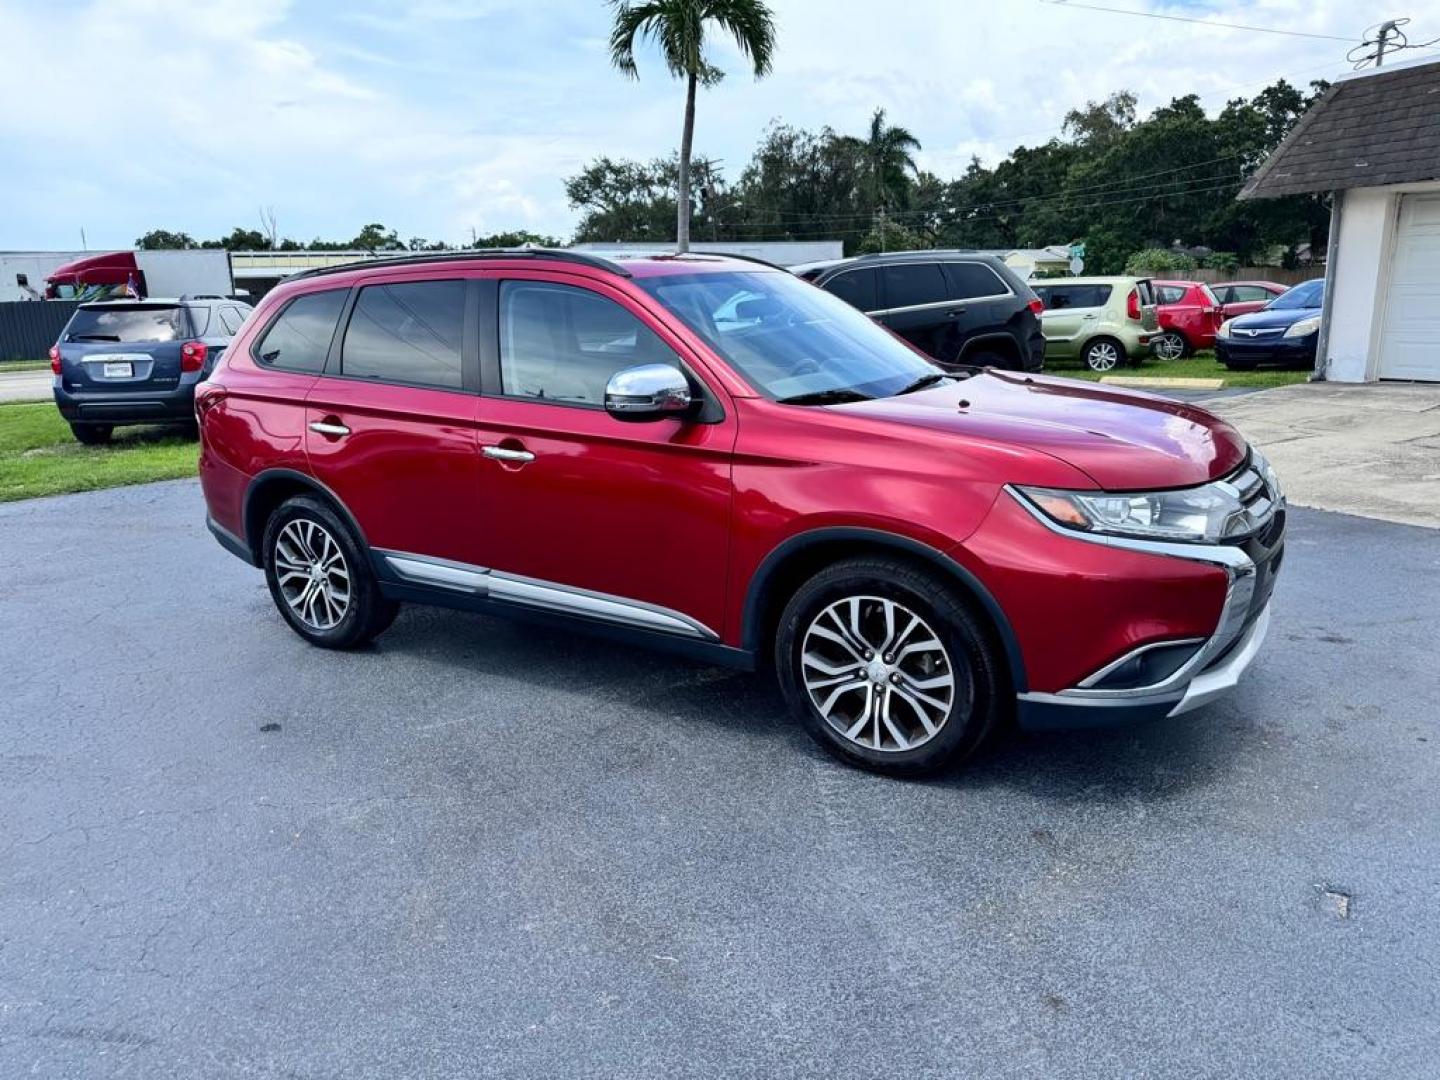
(863, 108, 922, 214)
(608, 0, 776, 252)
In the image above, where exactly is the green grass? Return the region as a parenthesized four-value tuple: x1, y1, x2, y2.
(0, 360, 51, 373)
(1060, 350, 1311, 389)
(0, 402, 198, 502)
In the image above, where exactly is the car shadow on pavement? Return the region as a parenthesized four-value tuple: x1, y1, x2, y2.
(372, 605, 1254, 803)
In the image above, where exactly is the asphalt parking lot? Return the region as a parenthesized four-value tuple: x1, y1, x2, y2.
(2, 479, 1437, 1078)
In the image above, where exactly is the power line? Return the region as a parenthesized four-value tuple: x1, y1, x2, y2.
(1037, 0, 1352, 42)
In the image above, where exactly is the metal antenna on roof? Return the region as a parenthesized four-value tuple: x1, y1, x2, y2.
(1349, 18, 1413, 69)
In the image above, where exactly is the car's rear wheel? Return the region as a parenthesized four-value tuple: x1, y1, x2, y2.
(1082, 338, 1123, 373)
(262, 495, 399, 649)
(774, 557, 1002, 776)
(1153, 332, 1189, 361)
(69, 423, 113, 445)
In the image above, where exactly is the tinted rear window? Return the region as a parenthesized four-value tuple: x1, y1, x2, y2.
(823, 268, 879, 311)
(1033, 284, 1112, 310)
(254, 289, 347, 373)
(65, 305, 187, 343)
(341, 280, 466, 389)
(880, 263, 948, 308)
(943, 262, 1008, 300)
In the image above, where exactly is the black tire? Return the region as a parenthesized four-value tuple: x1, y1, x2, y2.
(1082, 338, 1125, 373)
(261, 495, 399, 649)
(1152, 331, 1190, 361)
(774, 556, 1003, 777)
(70, 423, 113, 445)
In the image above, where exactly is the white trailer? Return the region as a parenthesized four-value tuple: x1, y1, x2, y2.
(134, 250, 234, 297)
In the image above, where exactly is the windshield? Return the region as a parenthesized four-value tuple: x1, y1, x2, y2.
(639, 270, 940, 403)
(65, 305, 187, 343)
(1267, 280, 1323, 311)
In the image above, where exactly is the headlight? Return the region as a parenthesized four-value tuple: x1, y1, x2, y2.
(1218, 318, 1235, 338)
(1284, 315, 1321, 338)
(1017, 482, 1249, 544)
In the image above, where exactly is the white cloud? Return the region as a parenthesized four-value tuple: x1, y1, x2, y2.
(0, 0, 1419, 247)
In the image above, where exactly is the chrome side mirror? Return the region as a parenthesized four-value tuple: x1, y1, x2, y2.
(604, 363, 694, 422)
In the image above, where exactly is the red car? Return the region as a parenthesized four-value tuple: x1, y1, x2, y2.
(1151, 279, 1223, 359)
(1211, 280, 1289, 321)
(197, 250, 1285, 776)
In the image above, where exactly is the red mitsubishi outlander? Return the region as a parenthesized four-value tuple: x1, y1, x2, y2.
(196, 250, 1284, 776)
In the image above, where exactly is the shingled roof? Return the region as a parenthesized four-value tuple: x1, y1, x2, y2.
(1239, 58, 1440, 200)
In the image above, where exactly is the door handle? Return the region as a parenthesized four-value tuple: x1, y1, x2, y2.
(946, 308, 967, 319)
(309, 420, 351, 437)
(482, 445, 535, 464)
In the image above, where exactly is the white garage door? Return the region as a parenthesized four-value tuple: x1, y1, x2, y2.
(1378, 193, 1440, 381)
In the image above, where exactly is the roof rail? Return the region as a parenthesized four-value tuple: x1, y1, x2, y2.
(284, 247, 631, 282)
(686, 250, 786, 271)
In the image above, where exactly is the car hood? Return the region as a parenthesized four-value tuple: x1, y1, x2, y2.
(1231, 306, 1320, 330)
(833, 371, 1247, 490)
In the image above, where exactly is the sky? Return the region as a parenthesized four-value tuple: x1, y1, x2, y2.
(1, 0, 1432, 250)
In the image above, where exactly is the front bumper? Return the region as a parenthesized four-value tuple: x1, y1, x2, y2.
(1216, 334, 1316, 368)
(1009, 469, 1285, 730)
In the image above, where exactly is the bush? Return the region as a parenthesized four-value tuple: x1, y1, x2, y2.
(1202, 250, 1240, 272)
(1124, 247, 1198, 275)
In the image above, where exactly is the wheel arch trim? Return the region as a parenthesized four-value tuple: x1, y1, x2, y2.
(241, 468, 371, 565)
(740, 527, 1028, 692)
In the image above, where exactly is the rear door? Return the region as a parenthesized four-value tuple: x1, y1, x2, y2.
(57, 303, 191, 393)
(875, 261, 955, 359)
(303, 274, 484, 566)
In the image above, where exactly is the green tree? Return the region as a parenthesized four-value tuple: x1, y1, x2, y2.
(607, 0, 776, 252)
(349, 223, 405, 252)
(135, 229, 197, 249)
(853, 108, 921, 215)
(1125, 247, 1198, 275)
(469, 230, 565, 248)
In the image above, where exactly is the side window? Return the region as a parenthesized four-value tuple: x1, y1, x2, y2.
(253, 289, 348, 373)
(1213, 285, 1235, 304)
(218, 307, 244, 336)
(187, 305, 211, 336)
(340, 279, 466, 389)
(823, 269, 879, 312)
(943, 262, 1008, 300)
(1231, 285, 1269, 303)
(1156, 285, 1187, 304)
(880, 263, 948, 309)
(499, 281, 674, 406)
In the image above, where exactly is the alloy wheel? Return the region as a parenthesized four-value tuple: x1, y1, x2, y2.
(274, 519, 351, 630)
(1086, 342, 1120, 372)
(800, 596, 958, 753)
(1153, 333, 1186, 361)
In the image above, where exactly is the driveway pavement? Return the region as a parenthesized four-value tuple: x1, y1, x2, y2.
(0, 368, 51, 403)
(1205, 381, 1440, 528)
(2, 480, 1438, 1078)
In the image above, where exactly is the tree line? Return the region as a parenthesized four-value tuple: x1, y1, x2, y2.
(567, 80, 1332, 273)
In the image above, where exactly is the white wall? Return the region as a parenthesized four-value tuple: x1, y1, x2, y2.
(1324, 181, 1440, 382)
(0, 252, 89, 302)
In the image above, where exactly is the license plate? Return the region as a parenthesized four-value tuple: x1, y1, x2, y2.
(103, 362, 133, 378)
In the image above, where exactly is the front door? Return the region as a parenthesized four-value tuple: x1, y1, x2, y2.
(875, 260, 961, 361)
(304, 274, 484, 566)
(1035, 282, 1109, 361)
(472, 273, 736, 640)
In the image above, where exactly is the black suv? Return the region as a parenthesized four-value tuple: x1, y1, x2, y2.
(794, 252, 1046, 371)
(51, 296, 252, 443)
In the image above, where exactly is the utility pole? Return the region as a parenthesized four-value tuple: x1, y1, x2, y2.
(878, 205, 887, 253)
(1375, 19, 1400, 66)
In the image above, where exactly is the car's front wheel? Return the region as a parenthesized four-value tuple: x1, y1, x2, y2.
(262, 495, 399, 649)
(775, 557, 1003, 776)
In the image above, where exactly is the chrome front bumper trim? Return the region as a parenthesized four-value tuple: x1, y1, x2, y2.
(1167, 604, 1271, 717)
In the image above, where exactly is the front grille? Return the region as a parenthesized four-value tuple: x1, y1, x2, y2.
(1219, 457, 1281, 542)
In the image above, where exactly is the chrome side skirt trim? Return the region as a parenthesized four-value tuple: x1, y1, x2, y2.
(375, 550, 718, 641)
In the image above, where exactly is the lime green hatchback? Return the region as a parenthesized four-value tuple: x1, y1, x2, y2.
(1032, 277, 1160, 372)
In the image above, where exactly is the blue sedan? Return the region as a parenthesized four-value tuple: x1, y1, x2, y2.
(1215, 278, 1324, 371)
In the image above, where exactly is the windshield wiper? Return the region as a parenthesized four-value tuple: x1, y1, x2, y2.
(778, 388, 873, 406)
(894, 372, 954, 396)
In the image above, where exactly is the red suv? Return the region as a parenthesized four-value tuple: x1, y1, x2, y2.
(197, 250, 1285, 776)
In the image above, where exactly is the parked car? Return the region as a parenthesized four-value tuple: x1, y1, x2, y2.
(792, 251, 1045, 371)
(1031, 277, 1161, 372)
(197, 250, 1285, 777)
(1215, 278, 1324, 371)
(50, 296, 252, 444)
(1151, 279, 1224, 359)
(1210, 280, 1289, 321)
